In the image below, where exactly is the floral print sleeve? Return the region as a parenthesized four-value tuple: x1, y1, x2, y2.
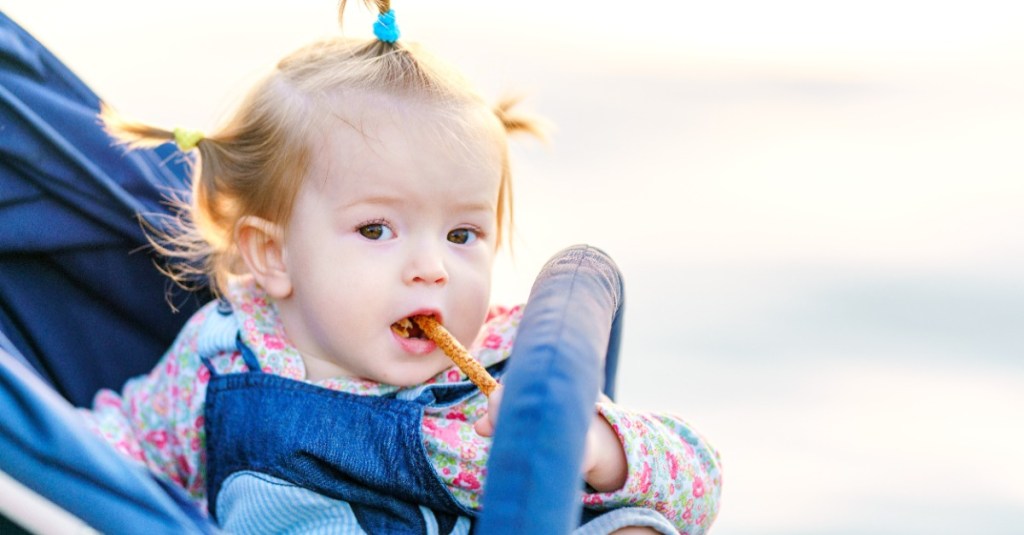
(582, 403, 722, 534)
(423, 304, 723, 534)
(78, 303, 219, 508)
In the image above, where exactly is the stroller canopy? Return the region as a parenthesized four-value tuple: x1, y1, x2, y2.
(0, 11, 207, 406)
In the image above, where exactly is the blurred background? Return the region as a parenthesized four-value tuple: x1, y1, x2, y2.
(3, 1, 1022, 533)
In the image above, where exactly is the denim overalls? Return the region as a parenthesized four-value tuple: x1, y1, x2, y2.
(200, 336, 503, 534)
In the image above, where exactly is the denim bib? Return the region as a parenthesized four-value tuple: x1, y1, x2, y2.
(202, 336, 501, 534)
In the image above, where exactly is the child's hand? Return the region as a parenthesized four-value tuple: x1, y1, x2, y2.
(473, 388, 628, 493)
(581, 394, 628, 493)
(473, 385, 503, 437)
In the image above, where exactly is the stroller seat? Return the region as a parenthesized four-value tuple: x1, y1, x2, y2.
(0, 11, 623, 534)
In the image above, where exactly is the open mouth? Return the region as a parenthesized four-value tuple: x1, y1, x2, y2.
(391, 315, 432, 340)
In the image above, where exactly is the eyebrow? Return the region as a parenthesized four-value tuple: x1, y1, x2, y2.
(339, 195, 405, 210)
(451, 200, 495, 213)
(340, 195, 494, 212)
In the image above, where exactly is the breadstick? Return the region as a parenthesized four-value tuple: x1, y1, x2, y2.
(413, 316, 499, 396)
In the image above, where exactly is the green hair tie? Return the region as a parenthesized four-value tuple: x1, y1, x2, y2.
(173, 127, 204, 152)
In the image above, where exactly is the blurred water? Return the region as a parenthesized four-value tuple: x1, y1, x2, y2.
(4, 1, 1023, 533)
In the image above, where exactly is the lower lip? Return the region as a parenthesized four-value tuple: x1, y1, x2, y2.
(392, 331, 437, 355)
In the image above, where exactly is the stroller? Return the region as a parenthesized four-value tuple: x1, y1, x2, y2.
(0, 11, 626, 534)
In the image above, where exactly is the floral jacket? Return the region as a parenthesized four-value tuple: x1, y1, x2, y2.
(81, 277, 721, 533)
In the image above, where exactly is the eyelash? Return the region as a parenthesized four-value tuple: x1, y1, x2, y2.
(358, 217, 391, 229)
(356, 218, 394, 241)
(355, 220, 487, 243)
(451, 226, 485, 242)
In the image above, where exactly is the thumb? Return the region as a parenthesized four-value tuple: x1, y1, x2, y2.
(473, 385, 503, 437)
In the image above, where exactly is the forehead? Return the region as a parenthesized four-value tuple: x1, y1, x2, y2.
(304, 92, 505, 202)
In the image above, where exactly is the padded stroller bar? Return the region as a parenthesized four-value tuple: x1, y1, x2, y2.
(478, 245, 624, 534)
(0, 347, 218, 534)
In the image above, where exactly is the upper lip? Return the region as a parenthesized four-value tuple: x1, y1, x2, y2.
(398, 308, 443, 325)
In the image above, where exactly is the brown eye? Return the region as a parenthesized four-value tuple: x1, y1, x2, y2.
(447, 228, 477, 245)
(358, 223, 393, 240)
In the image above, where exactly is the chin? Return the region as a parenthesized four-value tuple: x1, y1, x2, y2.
(385, 375, 435, 388)
(387, 361, 453, 387)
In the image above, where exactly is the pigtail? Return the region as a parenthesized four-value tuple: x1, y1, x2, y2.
(493, 96, 548, 141)
(339, 0, 392, 20)
(99, 104, 237, 297)
(491, 97, 547, 250)
(99, 104, 176, 149)
(338, 0, 395, 35)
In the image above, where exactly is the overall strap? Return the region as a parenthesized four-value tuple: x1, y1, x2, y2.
(234, 334, 263, 373)
(196, 298, 242, 379)
(198, 357, 219, 378)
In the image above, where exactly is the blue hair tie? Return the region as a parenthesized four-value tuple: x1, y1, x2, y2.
(373, 9, 400, 43)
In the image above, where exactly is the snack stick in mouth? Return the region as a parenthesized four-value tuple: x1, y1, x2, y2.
(392, 315, 499, 396)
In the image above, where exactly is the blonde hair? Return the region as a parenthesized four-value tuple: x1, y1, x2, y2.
(103, 0, 542, 296)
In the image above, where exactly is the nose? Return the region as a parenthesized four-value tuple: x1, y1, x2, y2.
(403, 245, 448, 286)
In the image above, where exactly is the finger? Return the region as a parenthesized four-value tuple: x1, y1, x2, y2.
(474, 413, 496, 437)
(487, 385, 504, 425)
(474, 386, 503, 437)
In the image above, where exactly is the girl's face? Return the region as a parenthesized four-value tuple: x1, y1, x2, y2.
(274, 99, 505, 385)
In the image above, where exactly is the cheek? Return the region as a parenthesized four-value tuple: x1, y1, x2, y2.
(455, 248, 493, 288)
(451, 255, 494, 336)
(301, 276, 383, 347)
(295, 252, 380, 314)
(331, 264, 389, 308)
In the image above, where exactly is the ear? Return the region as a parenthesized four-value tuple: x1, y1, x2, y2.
(236, 216, 292, 299)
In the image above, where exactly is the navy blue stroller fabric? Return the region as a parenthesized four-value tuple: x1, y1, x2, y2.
(0, 11, 626, 533)
(0, 11, 208, 407)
